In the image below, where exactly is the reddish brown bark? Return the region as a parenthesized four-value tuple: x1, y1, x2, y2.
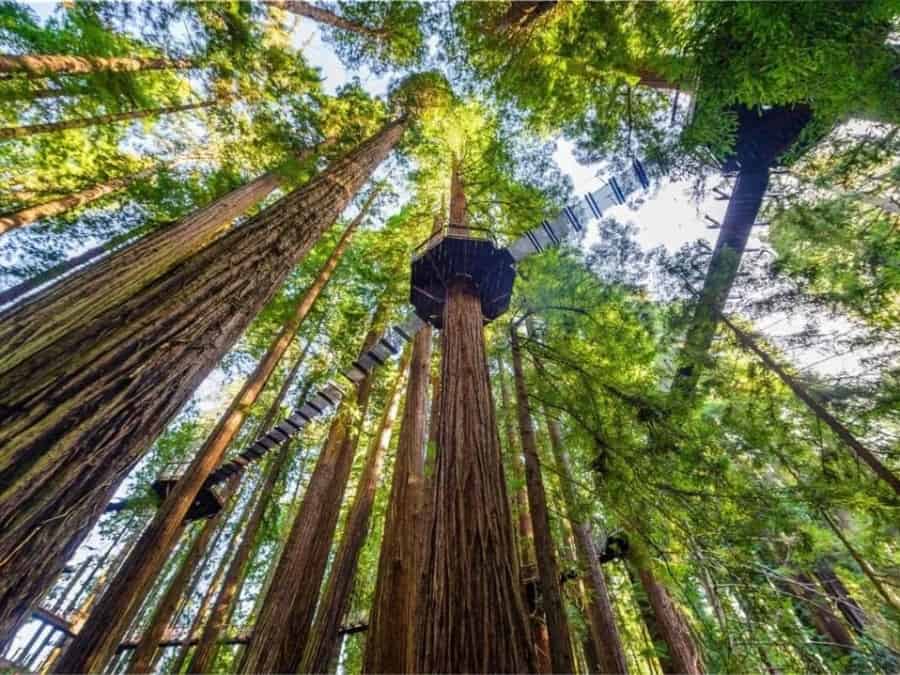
(185, 349, 311, 674)
(814, 564, 866, 635)
(545, 416, 628, 674)
(302, 349, 409, 673)
(0, 98, 219, 140)
(364, 327, 432, 674)
(510, 329, 574, 674)
(267, 0, 386, 39)
(496, 357, 550, 673)
(631, 562, 704, 675)
(0, 54, 195, 78)
(786, 573, 855, 652)
(417, 279, 537, 673)
(8, 120, 403, 662)
(238, 306, 389, 674)
(127, 479, 237, 673)
(0, 166, 156, 235)
(0, 139, 330, 365)
(50, 195, 373, 672)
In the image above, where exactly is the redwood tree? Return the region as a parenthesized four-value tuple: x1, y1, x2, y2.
(0, 118, 405, 650)
(238, 305, 389, 674)
(509, 326, 574, 674)
(0, 98, 220, 140)
(0, 54, 195, 78)
(416, 162, 537, 673)
(301, 348, 409, 673)
(364, 327, 432, 674)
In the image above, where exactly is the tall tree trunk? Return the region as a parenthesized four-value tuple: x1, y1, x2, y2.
(266, 0, 385, 39)
(544, 415, 628, 674)
(301, 349, 409, 673)
(0, 138, 331, 357)
(719, 314, 900, 494)
(821, 511, 900, 613)
(812, 565, 867, 635)
(50, 193, 374, 673)
(186, 367, 308, 674)
(0, 54, 195, 78)
(0, 98, 219, 140)
(669, 105, 811, 406)
(417, 160, 536, 673)
(496, 357, 551, 673)
(784, 573, 855, 653)
(127, 478, 238, 673)
(0, 119, 404, 653)
(417, 278, 537, 673)
(510, 328, 575, 674)
(238, 305, 389, 674)
(0, 167, 157, 235)
(627, 555, 704, 675)
(364, 327, 432, 674)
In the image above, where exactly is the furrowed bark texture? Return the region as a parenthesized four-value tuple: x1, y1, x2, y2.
(720, 314, 900, 495)
(128, 479, 237, 673)
(186, 349, 311, 674)
(0, 139, 329, 361)
(0, 54, 195, 78)
(0, 167, 156, 235)
(417, 279, 537, 673)
(634, 563, 704, 675)
(301, 349, 409, 673)
(267, 0, 385, 39)
(364, 327, 432, 674)
(0, 98, 218, 140)
(0, 119, 404, 652)
(545, 415, 628, 674)
(497, 358, 550, 674)
(50, 182, 383, 672)
(510, 330, 574, 674)
(239, 306, 388, 674)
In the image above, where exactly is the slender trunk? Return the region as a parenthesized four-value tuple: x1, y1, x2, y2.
(720, 314, 900, 494)
(0, 166, 156, 235)
(364, 327, 431, 674)
(267, 0, 385, 39)
(670, 105, 811, 405)
(5, 120, 403, 659)
(627, 557, 704, 675)
(544, 415, 628, 674)
(168, 520, 233, 675)
(821, 511, 900, 613)
(301, 349, 409, 673)
(497, 357, 550, 673)
(784, 573, 855, 652)
(186, 343, 311, 674)
(0, 54, 195, 78)
(238, 306, 389, 674)
(0, 98, 218, 140)
(127, 479, 237, 673)
(52, 197, 369, 673)
(510, 329, 575, 674)
(813, 565, 866, 635)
